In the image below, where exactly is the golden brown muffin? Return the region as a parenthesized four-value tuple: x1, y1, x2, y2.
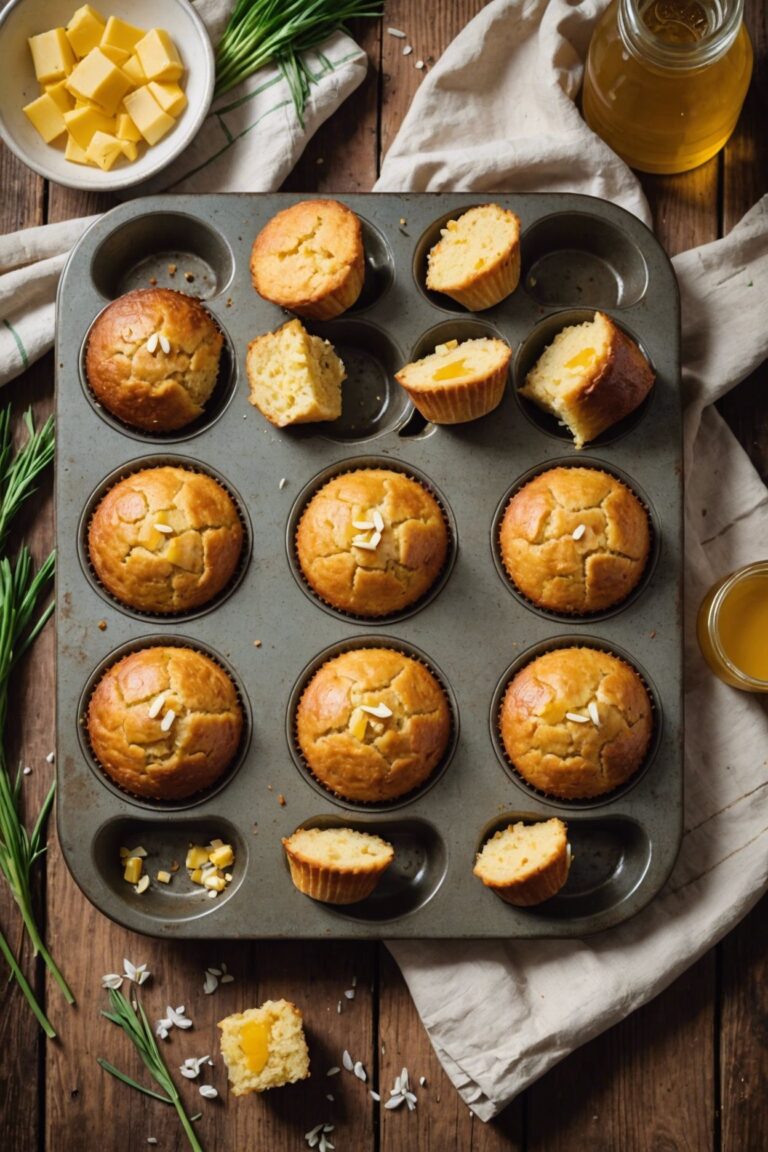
(218, 1001, 310, 1095)
(85, 288, 224, 432)
(499, 466, 650, 615)
(395, 336, 511, 424)
(87, 646, 243, 800)
(499, 647, 652, 799)
(425, 204, 521, 310)
(88, 465, 243, 614)
(246, 318, 345, 427)
(282, 826, 394, 904)
(296, 648, 451, 802)
(296, 469, 449, 617)
(519, 311, 654, 448)
(473, 819, 571, 906)
(250, 199, 364, 320)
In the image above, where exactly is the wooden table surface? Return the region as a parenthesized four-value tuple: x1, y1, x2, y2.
(2, 3, 766, 1149)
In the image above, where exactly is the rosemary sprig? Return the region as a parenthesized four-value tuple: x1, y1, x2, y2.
(98, 988, 205, 1152)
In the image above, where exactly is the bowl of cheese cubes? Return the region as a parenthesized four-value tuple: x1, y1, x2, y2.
(0, 0, 214, 190)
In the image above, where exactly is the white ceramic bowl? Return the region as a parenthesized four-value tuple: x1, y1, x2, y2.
(0, 0, 214, 191)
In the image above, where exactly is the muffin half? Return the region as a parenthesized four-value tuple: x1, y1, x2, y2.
(473, 819, 571, 906)
(219, 1001, 310, 1095)
(395, 336, 511, 424)
(426, 204, 521, 310)
(282, 826, 394, 904)
(246, 318, 345, 427)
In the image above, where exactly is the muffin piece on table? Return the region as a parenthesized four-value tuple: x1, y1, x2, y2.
(296, 468, 449, 617)
(246, 318, 345, 427)
(473, 818, 571, 906)
(519, 311, 654, 447)
(219, 1001, 310, 1095)
(426, 203, 521, 310)
(88, 465, 243, 614)
(85, 288, 223, 432)
(499, 466, 650, 614)
(499, 647, 652, 799)
(296, 648, 451, 803)
(395, 336, 512, 424)
(87, 646, 243, 801)
(282, 826, 395, 904)
(250, 198, 364, 319)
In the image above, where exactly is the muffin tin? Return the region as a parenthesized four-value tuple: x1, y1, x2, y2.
(55, 193, 682, 939)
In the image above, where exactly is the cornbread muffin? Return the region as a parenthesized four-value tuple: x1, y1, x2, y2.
(218, 1001, 310, 1095)
(88, 466, 243, 614)
(282, 826, 395, 904)
(395, 336, 512, 424)
(499, 647, 652, 799)
(473, 819, 571, 906)
(85, 289, 224, 432)
(87, 646, 243, 800)
(499, 466, 650, 614)
(519, 311, 655, 448)
(246, 318, 345, 427)
(296, 648, 451, 802)
(296, 469, 449, 617)
(426, 204, 521, 310)
(250, 199, 364, 319)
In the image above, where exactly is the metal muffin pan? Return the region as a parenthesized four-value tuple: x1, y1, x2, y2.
(55, 193, 682, 939)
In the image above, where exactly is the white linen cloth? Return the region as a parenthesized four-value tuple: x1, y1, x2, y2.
(375, 0, 768, 1120)
(0, 0, 367, 385)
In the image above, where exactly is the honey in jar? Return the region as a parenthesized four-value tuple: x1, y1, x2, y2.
(583, 0, 753, 174)
(697, 562, 768, 691)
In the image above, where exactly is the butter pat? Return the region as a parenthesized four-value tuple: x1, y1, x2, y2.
(147, 81, 186, 118)
(100, 15, 145, 54)
(23, 94, 67, 144)
(64, 132, 92, 164)
(65, 5, 106, 58)
(63, 105, 115, 149)
(28, 28, 75, 84)
(85, 130, 125, 170)
(135, 28, 183, 82)
(44, 80, 75, 112)
(66, 48, 132, 115)
(122, 85, 174, 145)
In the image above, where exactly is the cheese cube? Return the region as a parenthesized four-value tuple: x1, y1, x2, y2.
(147, 81, 186, 118)
(122, 54, 146, 86)
(44, 80, 75, 113)
(100, 15, 145, 54)
(65, 132, 92, 164)
(122, 85, 174, 145)
(28, 28, 76, 84)
(100, 44, 130, 66)
(118, 139, 139, 161)
(135, 29, 183, 82)
(86, 130, 125, 170)
(63, 105, 116, 149)
(65, 5, 106, 58)
(116, 111, 141, 141)
(66, 48, 132, 116)
(23, 93, 67, 143)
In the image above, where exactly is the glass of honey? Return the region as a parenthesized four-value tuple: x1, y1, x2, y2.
(582, 0, 753, 174)
(697, 562, 768, 691)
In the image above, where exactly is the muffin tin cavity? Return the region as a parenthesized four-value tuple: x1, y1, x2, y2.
(475, 813, 651, 920)
(78, 455, 252, 623)
(490, 635, 662, 809)
(490, 456, 660, 623)
(513, 308, 655, 446)
(521, 213, 648, 310)
(408, 317, 508, 366)
(413, 205, 489, 313)
(78, 635, 252, 812)
(289, 815, 447, 921)
(90, 212, 235, 301)
(93, 816, 246, 923)
(286, 636, 459, 812)
(346, 217, 395, 312)
(80, 306, 238, 444)
(286, 456, 457, 625)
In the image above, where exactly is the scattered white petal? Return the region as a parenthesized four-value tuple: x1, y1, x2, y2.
(415, 59, 425, 69)
(326, 1067, 340, 1077)
(159, 335, 171, 355)
(198, 1085, 217, 1099)
(155, 1020, 171, 1040)
(207, 967, 222, 977)
(370, 1090, 381, 1101)
(123, 959, 137, 980)
(160, 709, 176, 732)
(207, 890, 218, 899)
(400, 1067, 409, 1092)
(23, 766, 32, 775)
(279, 478, 287, 490)
(572, 523, 586, 541)
(352, 975, 357, 987)
(565, 711, 590, 724)
(419, 1076, 427, 1086)
(326, 1094, 334, 1102)
(353, 1061, 367, 1082)
(344, 989, 355, 1000)
(405, 1093, 417, 1111)
(402, 45, 413, 55)
(167, 1005, 192, 1029)
(384, 1096, 404, 1110)
(180, 1066, 199, 1079)
(203, 971, 218, 995)
(220, 974, 234, 984)
(337, 1000, 342, 1014)
(101, 973, 123, 990)
(46, 751, 55, 763)
(322, 1126, 334, 1134)
(588, 701, 600, 725)
(387, 26, 406, 37)
(342, 1049, 353, 1071)
(393, 1075, 402, 1096)
(305, 1123, 324, 1143)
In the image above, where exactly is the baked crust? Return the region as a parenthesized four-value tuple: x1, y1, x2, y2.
(250, 199, 364, 319)
(88, 466, 243, 614)
(296, 648, 451, 802)
(499, 647, 652, 799)
(296, 469, 449, 617)
(85, 288, 223, 431)
(499, 466, 650, 614)
(473, 818, 570, 906)
(87, 646, 243, 800)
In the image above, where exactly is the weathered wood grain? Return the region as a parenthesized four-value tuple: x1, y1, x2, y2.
(720, 899, 768, 1152)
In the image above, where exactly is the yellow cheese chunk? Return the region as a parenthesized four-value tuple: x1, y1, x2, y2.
(186, 845, 210, 869)
(44, 80, 75, 113)
(28, 28, 75, 84)
(101, 15, 145, 54)
(208, 844, 234, 869)
(147, 81, 186, 118)
(116, 112, 141, 141)
(66, 48, 132, 116)
(64, 132, 93, 165)
(65, 5, 106, 58)
(432, 358, 470, 381)
(23, 94, 67, 144)
(135, 28, 183, 82)
(123, 856, 143, 884)
(122, 53, 146, 87)
(74, 97, 98, 109)
(100, 43, 130, 66)
(118, 138, 138, 161)
(86, 130, 125, 170)
(63, 105, 116, 149)
(122, 86, 174, 145)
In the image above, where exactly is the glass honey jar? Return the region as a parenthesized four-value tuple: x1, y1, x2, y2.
(583, 0, 753, 174)
(697, 561, 768, 692)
